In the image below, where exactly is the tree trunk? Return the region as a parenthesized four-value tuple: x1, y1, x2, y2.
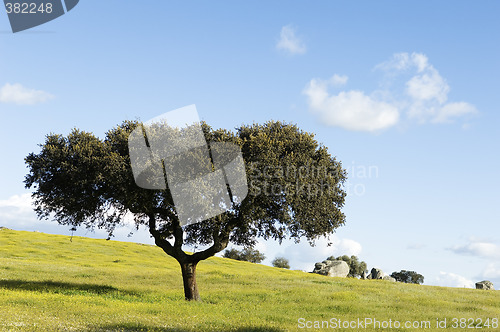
(180, 261, 200, 301)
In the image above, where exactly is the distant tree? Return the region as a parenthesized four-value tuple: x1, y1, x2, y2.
(272, 257, 290, 269)
(240, 248, 265, 264)
(390, 270, 424, 284)
(327, 255, 367, 278)
(223, 248, 265, 263)
(222, 248, 242, 260)
(25, 120, 347, 300)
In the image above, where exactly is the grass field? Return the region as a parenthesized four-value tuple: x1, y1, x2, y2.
(0, 228, 499, 331)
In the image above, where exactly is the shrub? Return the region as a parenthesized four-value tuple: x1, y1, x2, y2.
(390, 270, 424, 284)
(223, 248, 265, 263)
(272, 257, 290, 269)
(327, 255, 367, 278)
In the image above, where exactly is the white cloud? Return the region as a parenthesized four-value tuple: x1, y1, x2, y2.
(254, 240, 267, 254)
(330, 74, 348, 86)
(432, 102, 477, 123)
(450, 239, 500, 259)
(307, 52, 477, 132)
(380, 53, 476, 124)
(380, 53, 450, 106)
(382, 52, 411, 71)
(335, 238, 362, 255)
(436, 271, 474, 288)
(0, 193, 37, 225)
(481, 263, 500, 279)
(412, 53, 430, 73)
(375, 52, 429, 72)
(0, 193, 33, 210)
(303, 77, 399, 132)
(276, 25, 306, 55)
(0, 83, 54, 105)
(405, 68, 449, 103)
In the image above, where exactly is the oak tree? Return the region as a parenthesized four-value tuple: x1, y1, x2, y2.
(25, 120, 347, 300)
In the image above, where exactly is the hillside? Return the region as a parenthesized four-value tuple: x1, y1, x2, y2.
(0, 228, 499, 331)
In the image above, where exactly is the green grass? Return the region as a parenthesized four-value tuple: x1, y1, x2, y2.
(0, 228, 499, 331)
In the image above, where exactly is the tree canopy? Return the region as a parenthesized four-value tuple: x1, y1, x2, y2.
(25, 120, 347, 300)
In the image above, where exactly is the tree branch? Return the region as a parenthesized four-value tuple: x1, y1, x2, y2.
(173, 219, 184, 249)
(191, 215, 239, 262)
(148, 213, 185, 261)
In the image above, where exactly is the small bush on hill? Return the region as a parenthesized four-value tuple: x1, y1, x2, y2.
(223, 248, 265, 263)
(391, 270, 424, 284)
(327, 255, 367, 278)
(272, 257, 290, 269)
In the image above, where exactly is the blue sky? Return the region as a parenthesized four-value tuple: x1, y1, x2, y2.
(1, 1, 499, 288)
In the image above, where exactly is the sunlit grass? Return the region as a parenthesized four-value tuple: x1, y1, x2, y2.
(1, 229, 499, 331)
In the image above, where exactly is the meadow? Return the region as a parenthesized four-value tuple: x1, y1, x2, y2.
(0, 228, 499, 331)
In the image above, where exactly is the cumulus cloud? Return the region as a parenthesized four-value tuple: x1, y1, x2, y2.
(330, 74, 348, 86)
(276, 25, 306, 55)
(305, 52, 477, 132)
(432, 102, 478, 123)
(450, 239, 500, 259)
(303, 77, 399, 132)
(375, 52, 429, 73)
(436, 271, 474, 288)
(480, 263, 500, 279)
(406, 68, 449, 103)
(0, 193, 38, 226)
(380, 52, 477, 123)
(0, 83, 54, 105)
(0, 193, 33, 210)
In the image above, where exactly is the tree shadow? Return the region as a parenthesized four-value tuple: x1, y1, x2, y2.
(89, 325, 284, 332)
(1, 280, 286, 331)
(232, 329, 284, 332)
(0, 279, 138, 296)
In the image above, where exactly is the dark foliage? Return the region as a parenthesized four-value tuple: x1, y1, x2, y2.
(390, 270, 424, 284)
(223, 248, 266, 264)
